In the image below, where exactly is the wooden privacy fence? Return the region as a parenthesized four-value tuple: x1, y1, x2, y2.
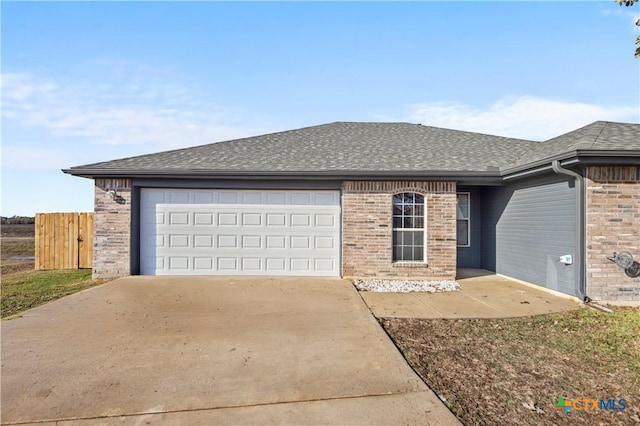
(35, 213, 94, 270)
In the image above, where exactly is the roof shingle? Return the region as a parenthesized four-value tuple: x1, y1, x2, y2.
(64, 120, 640, 177)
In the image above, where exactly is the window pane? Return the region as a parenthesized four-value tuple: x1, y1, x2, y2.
(457, 204, 469, 219)
(393, 216, 402, 228)
(393, 194, 403, 205)
(414, 231, 424, 246)
(457, 194, 469, 219)
(414, 204, 424, 216)
(404, 193, 415, 204)
(393, 246, 403, 262)
(414, 194, 424, 204)
(403, 217, 414, 229)
(402, 247, 413, 261)
(457, 220, 469, 246)
(413, 247, 424, 261)
(414, 217, 424, 228)
(393, 205, 403, 215)
(407, 231, 416, 246)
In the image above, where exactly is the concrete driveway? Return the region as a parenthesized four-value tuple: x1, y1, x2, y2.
(1, 276, 459, 425)
(360, 269, 581, 319)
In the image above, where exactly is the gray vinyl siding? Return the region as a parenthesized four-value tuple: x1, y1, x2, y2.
(481, 175, 576, 296)
(456, 187, 482, 268)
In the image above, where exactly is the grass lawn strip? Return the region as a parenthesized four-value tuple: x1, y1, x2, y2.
(1, 269, 100, 318)
(382, 307, 640, 425)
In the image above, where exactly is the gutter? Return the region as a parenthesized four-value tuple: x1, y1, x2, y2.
(500, 149, 640, 178)
(551, 160, 589, 302)
(61, 168, 504, 182)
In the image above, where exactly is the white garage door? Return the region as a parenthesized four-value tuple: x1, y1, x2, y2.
(140, 189, 341, 276)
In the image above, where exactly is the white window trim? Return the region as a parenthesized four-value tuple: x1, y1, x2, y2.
(457, 192, 470, 248)
(391, 193, 427, 263)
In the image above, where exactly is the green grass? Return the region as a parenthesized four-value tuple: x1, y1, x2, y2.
(1, 269, 98, 318)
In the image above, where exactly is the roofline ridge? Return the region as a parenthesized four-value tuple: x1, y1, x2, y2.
(589, 121, 609, 149)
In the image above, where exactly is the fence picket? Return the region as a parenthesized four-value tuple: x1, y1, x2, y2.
(35, 212, 94, 270)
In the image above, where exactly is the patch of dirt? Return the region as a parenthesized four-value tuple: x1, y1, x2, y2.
(1, 224, 35, 274)
(1, 224, 35, 238)
(381, 310, 640, 425)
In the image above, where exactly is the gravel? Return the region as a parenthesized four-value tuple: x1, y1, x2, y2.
(352, 279, 460, 293)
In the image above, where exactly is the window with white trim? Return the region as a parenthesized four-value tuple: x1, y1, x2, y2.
(456, 192, 470, 247)
(392, 193, 425, 262)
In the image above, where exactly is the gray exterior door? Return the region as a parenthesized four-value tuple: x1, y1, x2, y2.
(481, 175, 577, 296)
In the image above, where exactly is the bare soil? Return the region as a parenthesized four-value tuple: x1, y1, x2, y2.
(382, 308, 640, 426)
(1, 224, 35, 275)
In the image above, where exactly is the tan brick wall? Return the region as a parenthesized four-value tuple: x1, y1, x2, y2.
(586, 166, 640, 304)
(342, 181, 457, 279)
(94, 178, 132, 279)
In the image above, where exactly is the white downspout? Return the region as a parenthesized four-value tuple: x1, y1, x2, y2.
(551, 160, 589, 302)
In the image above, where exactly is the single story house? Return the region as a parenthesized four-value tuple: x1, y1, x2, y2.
(64, 120, 640, 305)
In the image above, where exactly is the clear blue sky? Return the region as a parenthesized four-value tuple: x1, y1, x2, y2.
(2, 1, 639, 216)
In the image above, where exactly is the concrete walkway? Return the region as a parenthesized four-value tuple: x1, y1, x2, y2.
(360, 269, 581, 319)
(1, 276, 460, 425)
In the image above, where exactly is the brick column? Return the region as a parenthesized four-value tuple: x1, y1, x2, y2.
(342, 181, 457, 279)
(586, 166, 640, 305)
(93, 178, 132, 279)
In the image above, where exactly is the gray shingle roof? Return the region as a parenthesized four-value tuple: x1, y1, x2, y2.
(509, 121, 640, 169)
(65, 122, 536, 175)
(64, 121, 639, 178)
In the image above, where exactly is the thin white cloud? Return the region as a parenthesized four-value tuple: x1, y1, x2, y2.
(602, 6, 640, 32)
(1, 70, 266, 153)
(404, 96, 639, 140)
(1, 146, 72, 172)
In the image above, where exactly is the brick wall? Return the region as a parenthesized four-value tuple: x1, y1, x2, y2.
(94, 178, 132, 279)
(586, 166, 640, 305)
(342, 181, 457, 279)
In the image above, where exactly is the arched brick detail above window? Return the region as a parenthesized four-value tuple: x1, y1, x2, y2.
(343, 181, 455, 194)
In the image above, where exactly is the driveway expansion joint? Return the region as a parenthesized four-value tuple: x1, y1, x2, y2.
(1, 390, 433, 426)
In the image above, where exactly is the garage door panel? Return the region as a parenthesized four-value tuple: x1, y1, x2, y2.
(242, 258, 262, 271)
(316, 192, 340, 205)
(194, 191, 216, 204)
(154, 212, 166, 225)
(291, 192, 311, 204)
(315, 258, 336, 272)
(194, 235, 214, 248)
(242, 213, 262, 226)
(315, 214, 335, 227)
(266, 236, 286, 249)
(169, 234, 189, 248)
(140, 189, 340, 276)
(291, 258, 310, 271)
(266, 258, 286, 271)
(168, 191, 190, 204)
(169, 257, 189, 270)
(194, 257, 214, 270)
(291, 236, 310, 249)
(266, 192, 287, 205)
(194, 213, 213, 225)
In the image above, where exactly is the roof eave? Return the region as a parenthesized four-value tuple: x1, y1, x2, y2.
(500, 149, 640, 178)
(62, 168, 502, 180)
